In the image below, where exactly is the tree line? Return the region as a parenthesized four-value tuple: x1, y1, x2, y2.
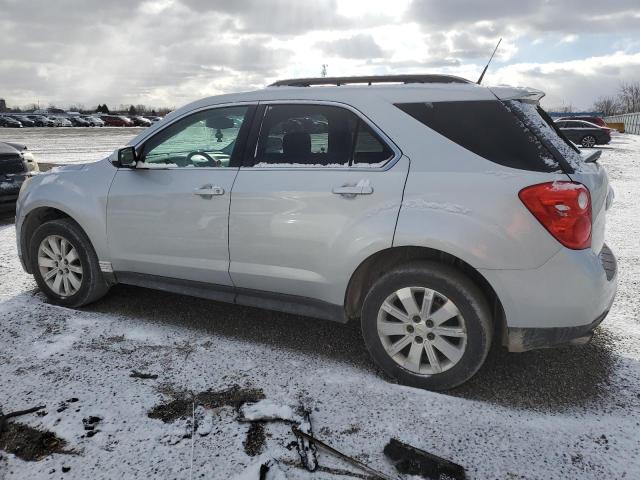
(0, 99, 173, 116)
(593, 81, 640, 116)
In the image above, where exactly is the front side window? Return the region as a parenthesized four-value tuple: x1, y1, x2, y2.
(249, 104, 393, 167)
(140, 106, 250, 168)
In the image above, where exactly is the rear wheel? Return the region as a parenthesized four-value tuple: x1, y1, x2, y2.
(581, 135, 596, 148)
(30, 218, 110, 307)
(361, 261, 492, 390)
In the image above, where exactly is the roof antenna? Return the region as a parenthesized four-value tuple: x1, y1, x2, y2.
(477, 37, 502, 85)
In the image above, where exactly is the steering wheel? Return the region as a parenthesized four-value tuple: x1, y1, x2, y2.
(186, 151, 220, 167)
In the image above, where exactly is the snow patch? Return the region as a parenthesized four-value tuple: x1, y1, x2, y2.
(240, 400, 299, 423)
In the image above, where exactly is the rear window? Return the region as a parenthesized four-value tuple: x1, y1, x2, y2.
(396, 100, 561, 172)
(506, 100, 583, 172)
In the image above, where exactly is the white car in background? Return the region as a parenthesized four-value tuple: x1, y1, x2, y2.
(48, 116, 72, 127)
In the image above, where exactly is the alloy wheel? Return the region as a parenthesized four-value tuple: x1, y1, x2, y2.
(377, 287, 467, 375)
(37, 235, 83, 297)
(582, 135, 596, 148)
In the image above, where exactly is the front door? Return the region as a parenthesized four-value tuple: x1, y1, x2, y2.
(107, 105, 254, 285)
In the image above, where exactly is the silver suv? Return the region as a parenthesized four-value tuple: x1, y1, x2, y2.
(15, 75, 618, 390)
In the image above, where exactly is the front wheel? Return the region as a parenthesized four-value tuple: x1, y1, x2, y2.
(361, 262, 492, 390)
(581, 135, 597, 148)
(30, 218, 110, 307)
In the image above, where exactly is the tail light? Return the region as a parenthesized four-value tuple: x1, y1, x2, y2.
(519, 182, 591, 249)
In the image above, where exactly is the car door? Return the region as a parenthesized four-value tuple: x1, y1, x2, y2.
(107, 104, 255, 286)
(229, 102, 409, 307)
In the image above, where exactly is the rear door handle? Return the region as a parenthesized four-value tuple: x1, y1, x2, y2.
(332, 182, 373, 196)
(194, 184, 225, 197)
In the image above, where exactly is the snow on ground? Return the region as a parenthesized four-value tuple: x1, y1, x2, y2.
(1, 135, 640, 479)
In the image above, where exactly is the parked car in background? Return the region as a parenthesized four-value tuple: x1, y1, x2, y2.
(10, 116, 35, 127)
(555, 119, 612, 147)
(100, 115, 134, 127)
(0, 116, 23, 128)
(15, 75, 617, 391)
(3, 142, 40, 172)
(69, 116, 91, 127)
(1, 142, 35, 214)
(27, 115, 55, 127)
(557, 116, 608, 128)
(48, 116, 72, 127)
(144, 116, 163, 123)
(81, 116, 105, 127)
(132, 116, 152, 127)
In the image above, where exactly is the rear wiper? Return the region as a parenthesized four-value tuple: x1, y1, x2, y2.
(584, 150, 602, 163)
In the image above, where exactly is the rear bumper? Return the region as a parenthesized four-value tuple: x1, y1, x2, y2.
(481, 243, 618, 352)
(506, 308, 610, 352)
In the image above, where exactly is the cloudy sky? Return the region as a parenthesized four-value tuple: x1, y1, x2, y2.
(1, 0, 639, 110)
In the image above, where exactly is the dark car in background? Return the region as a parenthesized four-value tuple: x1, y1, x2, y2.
(10, 116, 36, 127)
(556, 116, 608, 128)
(555, 119, 611, 147)
(132, 116, 152, 127)
(27, 115, 55, 127)
(0, 116, 23, 128)
(0, 142, 33, 214)
(69, 116, 91, 127)
(100, 115, 134, 127)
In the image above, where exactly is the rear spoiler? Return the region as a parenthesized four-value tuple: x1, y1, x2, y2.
(583, 150, 602, 163)
(489, 86, 545, 103)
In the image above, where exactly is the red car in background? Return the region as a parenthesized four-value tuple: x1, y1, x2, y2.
(556, 116, 608, 128)
(100, 115, 134, 127)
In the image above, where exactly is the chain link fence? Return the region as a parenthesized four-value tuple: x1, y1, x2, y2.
(604, 113, 640, 134)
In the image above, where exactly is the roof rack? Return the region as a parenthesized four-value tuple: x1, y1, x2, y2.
(269, 74, 471, 87)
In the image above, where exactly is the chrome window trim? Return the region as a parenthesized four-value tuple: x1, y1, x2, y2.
(243, 99, 402, 172)
(126, 101, 257, 171)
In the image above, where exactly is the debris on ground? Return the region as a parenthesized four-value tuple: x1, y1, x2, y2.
(130, 370, 158, 380)
(384, 438, 466, 480)
(293, 409, 318, 472)
(0, 420, 69, 461)
(292, 426, 396, 480)
(0, 404, 69, 462)
(82, 416, 102, 438)
(243, 422, 266, 457)
(231, 453, 288, 480)
(239, 400, 300, 423)
(148, 385, 265, 424)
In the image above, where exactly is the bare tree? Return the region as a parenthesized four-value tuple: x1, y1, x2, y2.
(593, 96, 620, 116)
(618, 81, 640, 113)
(548, 102, 575, 113)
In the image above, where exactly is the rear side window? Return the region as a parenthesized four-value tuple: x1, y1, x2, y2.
(395, 100, 561, 172)
(249, 104, 393, 167)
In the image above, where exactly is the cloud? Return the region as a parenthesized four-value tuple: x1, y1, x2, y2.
(0, 0, 638, 109)
(317, 34, 385, 59)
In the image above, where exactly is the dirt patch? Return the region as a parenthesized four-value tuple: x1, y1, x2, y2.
(148, 385, 265, 423)
(243, 422, 266, 457)
(0, 421, 68, 461)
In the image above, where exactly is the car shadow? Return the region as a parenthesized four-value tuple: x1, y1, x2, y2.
(449, 328, 620, 411)
(81, 284, 624, 412)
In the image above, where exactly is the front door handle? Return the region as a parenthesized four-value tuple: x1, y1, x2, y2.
(194, 184, 225, 198)
(332, 181, 373, 197)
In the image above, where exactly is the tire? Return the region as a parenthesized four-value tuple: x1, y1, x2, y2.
(361, 261, 492, 390)
(581, 135, 596, 148)
(29, 218, 110, 307)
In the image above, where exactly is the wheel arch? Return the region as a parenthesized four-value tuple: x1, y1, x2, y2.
(20, 206, 88, 274)
(344, 245, 507, 342)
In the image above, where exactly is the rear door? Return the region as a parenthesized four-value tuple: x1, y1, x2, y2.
(228, 102, 408, 306)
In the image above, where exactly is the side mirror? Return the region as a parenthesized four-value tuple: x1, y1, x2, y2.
(117, 146, 137, 167)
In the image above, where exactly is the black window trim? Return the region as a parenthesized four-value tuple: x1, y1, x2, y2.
(240, 100, 401, 171)
(129, 102, 258, 170)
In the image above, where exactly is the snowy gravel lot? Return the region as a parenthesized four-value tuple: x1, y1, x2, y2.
(1, 134, 639, 479)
